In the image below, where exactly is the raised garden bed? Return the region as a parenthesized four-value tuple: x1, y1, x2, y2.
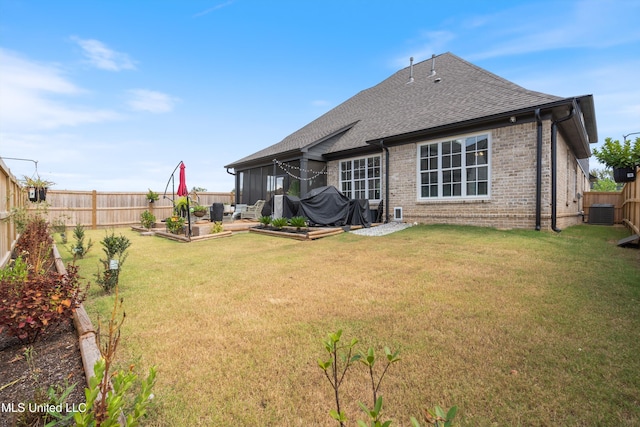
(0, 245, 93, 427)
(249, 225, 346, 240)
(131, 225, 233, 242)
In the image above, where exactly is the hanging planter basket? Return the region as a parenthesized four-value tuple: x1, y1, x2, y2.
(27, 186, 48, 202)
(22, 175, 54, 203)
(613, 166, 636, 183)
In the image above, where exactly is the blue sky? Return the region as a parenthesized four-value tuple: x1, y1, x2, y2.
(1, 0, 639, 192)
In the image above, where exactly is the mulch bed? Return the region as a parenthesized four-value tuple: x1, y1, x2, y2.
(0, 320, 86, 427)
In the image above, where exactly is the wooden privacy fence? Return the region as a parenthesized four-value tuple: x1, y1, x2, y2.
(621, 166, 640, 234)
(583, 166, 640, 234)
(27, 190, 234, 230)
(583, 191, 624, 224)
(0, 159, 24, 267)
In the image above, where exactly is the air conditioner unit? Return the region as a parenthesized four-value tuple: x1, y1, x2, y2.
(393, 207, 403, 221)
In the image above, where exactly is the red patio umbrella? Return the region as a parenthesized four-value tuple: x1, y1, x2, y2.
(177, 162, 188, 197)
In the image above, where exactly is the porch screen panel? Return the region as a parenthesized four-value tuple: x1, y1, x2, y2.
(283, 160, 300, 197)
(237, 171, 245, 204)
(307, 160, 328, 192)
(249, 168, 263, 204)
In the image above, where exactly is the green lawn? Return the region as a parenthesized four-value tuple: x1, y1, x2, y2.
(61, 224, 640, 426)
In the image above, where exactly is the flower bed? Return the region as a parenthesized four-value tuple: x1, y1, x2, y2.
(0, 218, 89, 426)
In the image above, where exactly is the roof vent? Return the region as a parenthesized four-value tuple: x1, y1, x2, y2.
(406, 57, 414, 84)
(430, 54, 436, 77)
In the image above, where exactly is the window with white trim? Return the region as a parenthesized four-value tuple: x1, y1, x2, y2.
(340, 155, 381, 200)
(418, 133, 490, 199)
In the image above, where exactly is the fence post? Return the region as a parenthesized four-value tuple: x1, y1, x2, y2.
(92, 190, 97, 230)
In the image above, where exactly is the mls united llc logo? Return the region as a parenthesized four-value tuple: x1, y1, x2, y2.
(1, 402, 87, 413)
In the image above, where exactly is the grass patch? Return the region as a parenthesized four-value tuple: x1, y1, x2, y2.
(60, 225, 640, 426)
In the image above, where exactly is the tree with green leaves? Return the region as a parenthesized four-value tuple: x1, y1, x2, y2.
(591, 168, 620, 192)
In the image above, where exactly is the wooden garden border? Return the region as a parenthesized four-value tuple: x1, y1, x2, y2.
(52, 244, 100, 386)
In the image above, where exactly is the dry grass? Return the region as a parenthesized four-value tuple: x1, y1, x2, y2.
(62, 224, 640, 426)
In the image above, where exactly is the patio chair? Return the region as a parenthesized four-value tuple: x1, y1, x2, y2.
(241, 200, 265, 220)
(232, 204, 247, 220)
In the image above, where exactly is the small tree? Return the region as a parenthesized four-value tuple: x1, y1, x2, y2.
(69, 224, 93, 260)
(95, 231, 131, 293)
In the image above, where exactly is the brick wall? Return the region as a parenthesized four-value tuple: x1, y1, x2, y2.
(328, 120, 589, 230)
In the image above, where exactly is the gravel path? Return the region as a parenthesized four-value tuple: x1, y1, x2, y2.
(350, 221, 412, 236)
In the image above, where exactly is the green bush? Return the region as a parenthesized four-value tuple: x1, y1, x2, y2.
(15, 216, 53, 274)
(271, 217, 288, 230)
(68, 223, 93, 260)
(258, 216, 272, 227)
(289, 216, 307, 229)
(166, 216, 185, 234)
(0, 265, 87, 343)
(140, 210, 156, 229)
(95, 231, 131, 293)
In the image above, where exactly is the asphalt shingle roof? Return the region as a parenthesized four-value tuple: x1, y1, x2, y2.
(227, 52, 563, 167)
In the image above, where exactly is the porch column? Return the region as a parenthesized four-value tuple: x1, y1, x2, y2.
(300, 158, 308, 198)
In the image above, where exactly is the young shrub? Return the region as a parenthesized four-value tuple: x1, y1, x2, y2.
(146, 188, 159, 202)
(166, 216, 185, 234)
(211, 221, 224, 234)
(68, 223, 93, 260)
(289, 216, 308, 231)
(319, 330, 455, 427)
(0, 256, 29, 283)
(51, 215, 69, 244)
(318, 330, 360, 426)
(174, 196, 189, 217)
(0, 265, 88, 343)
(271, 217, 288, 230)
(75, 279, 157, 426)
(140, 210, 156, 230)
(258, 215, 272, 228)
(15, 216, 53, 275)
(95, 231, 131, 293)
(5, 204, 29, 233)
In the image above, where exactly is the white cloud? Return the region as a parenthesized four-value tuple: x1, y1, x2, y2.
(462, 1, 640, 61)
(311, 99, 331, 107)
(0, 48, 121, 131)
(392, 30, 456, 68)
(127, 89, 179, 113)
(193, 0, 235, 18)
(72, 37, 136, 71)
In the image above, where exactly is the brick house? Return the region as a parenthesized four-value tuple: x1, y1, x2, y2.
(224, 52, 597, 230)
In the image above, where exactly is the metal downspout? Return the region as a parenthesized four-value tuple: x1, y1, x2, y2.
(226, 168, 237, 204)
(535, 109, 542, 231)
(374, 139, 390, 223)
(551, 104, 576, 232)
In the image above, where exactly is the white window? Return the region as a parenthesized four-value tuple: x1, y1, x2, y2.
(340, 156, 381, 200)
(418, 133, 490, 200)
